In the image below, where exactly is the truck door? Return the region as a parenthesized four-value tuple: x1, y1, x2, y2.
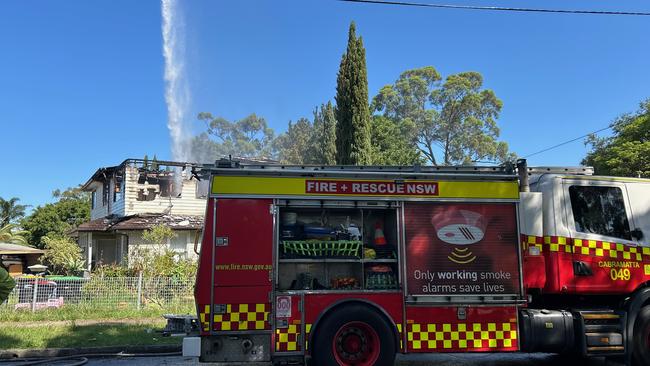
(211, 199, 273, 332)
(563, 180, 639, 293)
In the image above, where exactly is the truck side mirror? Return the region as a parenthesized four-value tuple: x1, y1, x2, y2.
(631, 228, 644, 240)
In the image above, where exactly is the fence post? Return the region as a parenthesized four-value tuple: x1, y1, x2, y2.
(31, 278, 39, 313)
(136, 272, 143, 310)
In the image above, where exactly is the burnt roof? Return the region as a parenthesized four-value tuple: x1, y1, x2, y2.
(76, 214, 203, 232)
(81, 158, 205, 190)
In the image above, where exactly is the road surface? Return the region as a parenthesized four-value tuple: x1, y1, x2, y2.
(79, 353, 614, 366)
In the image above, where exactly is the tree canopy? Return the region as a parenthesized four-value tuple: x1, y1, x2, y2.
(190, 113, 275, 163)
(274, 118, 315, 164)
(583, 99, 650, 177)
(335, 22, 372, 165)
(0, 197, 28, 227)
(189, 26, 517, 168)
(370, 115, 423, 165)
(274, 102, 338, 165)
(21, 187, 90, 248)
(0, 224, 28, 245)
(372, 66, 514, 165)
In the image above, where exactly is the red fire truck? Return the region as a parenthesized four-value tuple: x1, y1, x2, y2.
(185, 159, 650, 365)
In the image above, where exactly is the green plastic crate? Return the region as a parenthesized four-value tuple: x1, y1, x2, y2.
(282, 240, 361, 258)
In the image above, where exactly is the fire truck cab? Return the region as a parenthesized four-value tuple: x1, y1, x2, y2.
(186, 159, 650, 366)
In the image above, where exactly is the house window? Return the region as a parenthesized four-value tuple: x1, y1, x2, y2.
(569, 185, 631, 240)
(91, 191, 96, 209)
(102, 183, 108, 206)
(114, 171, 124, 202)
(170, 232, 187, 256)
(113, 179, 122, 202)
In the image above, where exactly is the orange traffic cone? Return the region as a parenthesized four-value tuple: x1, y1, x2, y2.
(374, 223, 387, 246)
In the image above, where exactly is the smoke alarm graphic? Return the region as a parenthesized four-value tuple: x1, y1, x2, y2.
(432, 210, 486, 264)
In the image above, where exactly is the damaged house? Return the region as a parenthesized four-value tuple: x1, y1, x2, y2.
(75, 158, 208, 271)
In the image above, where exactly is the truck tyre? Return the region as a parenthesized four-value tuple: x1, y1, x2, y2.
(311, 304, 396, 366)
(633, 305, 650, 365)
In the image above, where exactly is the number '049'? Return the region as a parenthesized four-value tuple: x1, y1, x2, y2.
(610, 268, 631, 281)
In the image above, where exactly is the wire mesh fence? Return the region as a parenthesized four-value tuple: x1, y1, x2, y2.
(0, 275, 195, 314)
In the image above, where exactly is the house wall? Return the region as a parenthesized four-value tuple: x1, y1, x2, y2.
(89, 182, 109, 220)
(126, 229, 200, 260)
(111, 176, 126, 217)
(122, 166, 206, 217)
(88, 165, 206, 220)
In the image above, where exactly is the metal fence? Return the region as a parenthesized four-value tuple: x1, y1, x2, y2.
(1, 275, 195, 313)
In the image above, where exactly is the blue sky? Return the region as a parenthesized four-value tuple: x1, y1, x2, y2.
(1, 0, 649, 210)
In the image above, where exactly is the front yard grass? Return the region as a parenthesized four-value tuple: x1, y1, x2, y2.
(0, 322, 182, 350)
(0, 303, 194, 322)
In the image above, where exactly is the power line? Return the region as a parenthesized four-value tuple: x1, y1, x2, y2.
(339, 0, 650, 16)
(522, 125, 612, 159)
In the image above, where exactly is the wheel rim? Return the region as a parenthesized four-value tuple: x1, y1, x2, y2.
(332, 321, 380, 366)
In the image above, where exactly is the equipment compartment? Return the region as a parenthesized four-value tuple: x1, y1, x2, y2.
(276, 203, 400, 291)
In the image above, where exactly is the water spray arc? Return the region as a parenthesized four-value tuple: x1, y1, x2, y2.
(161, 0, 191, 163)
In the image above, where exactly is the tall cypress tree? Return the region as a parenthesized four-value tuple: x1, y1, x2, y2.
(335, 22, 372, 165)
(312, 101, 337, 165)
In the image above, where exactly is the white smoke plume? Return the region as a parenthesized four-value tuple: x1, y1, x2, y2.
(161, 0, 191, 163)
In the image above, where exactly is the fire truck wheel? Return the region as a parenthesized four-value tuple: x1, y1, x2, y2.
(311, 304, 396, 366)
(633, 305, 650, 365)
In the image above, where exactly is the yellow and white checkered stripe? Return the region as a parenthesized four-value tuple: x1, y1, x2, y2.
(407, 322, 517, 350)
(522, 235, 650, 262)
(276, 322, 301, 352)
(198, 303, 270, 332)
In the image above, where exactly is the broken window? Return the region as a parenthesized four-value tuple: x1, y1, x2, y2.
(137, 188, 158, 201)
(113, 171, 124, 202)
(159, 174, 174, 197)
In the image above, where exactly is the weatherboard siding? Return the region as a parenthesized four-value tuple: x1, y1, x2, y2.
(87, 165, 206, 220)
(122, 167, 206, 217)
(126, 230, 199, 260)
(89, 181, 109, 220)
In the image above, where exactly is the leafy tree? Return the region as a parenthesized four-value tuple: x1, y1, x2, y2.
(142, 224, 177, 245)
(0, 197, 28, 227)
(275, 118, 315, 164)
(370, 116, 424, 165)
(40, 235, 84, 275)
(21, 187, 90, 248)
(312, 102, 338, 165)
(335, 22, 372, 165)
(191, 113, 275, 162)
(373, 67, 513, 165)
(583, 99, 650, 177)
(128, 224, 196, 279)
(0, 223, 28, 245)
(275, 103, 338, 165)
(52, 186, 89, 201)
